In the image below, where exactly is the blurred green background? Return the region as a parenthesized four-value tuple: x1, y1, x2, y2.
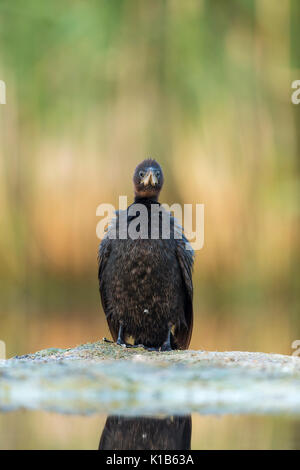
(0, 0, 299, 361)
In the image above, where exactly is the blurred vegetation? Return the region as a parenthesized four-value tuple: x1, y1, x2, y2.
(0, 0, 299, 355)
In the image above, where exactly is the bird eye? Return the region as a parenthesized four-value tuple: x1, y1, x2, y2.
(155, 170, 160, 177)
(139, 171, 145, 178)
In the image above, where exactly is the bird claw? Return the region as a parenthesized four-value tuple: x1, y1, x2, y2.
(103, 337, 132, 348)
(103, 337, 113, 343)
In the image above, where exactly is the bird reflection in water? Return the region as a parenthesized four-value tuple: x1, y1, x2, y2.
(99, 415, 191, 450)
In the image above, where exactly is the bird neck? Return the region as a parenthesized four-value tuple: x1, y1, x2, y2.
(134, 195, 160, 205)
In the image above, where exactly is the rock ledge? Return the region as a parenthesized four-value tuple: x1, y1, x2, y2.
(0, 341, 299, 416)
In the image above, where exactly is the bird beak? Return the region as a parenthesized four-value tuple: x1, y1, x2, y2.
(142, 169, 158, 186)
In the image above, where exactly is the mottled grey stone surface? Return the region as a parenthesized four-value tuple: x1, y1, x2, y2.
(0, 341, 299, 416)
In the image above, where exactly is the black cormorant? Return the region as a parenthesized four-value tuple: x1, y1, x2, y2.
(98, 159, 194, 350)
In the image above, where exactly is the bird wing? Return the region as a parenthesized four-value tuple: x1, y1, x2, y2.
(98, 236, 119, 342)
(174, 234, 194, 349)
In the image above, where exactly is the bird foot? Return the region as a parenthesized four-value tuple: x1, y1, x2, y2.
(124, 343, 159, 351)
(132, 343, 160, 351)
(103, 337, 130, 348)
(104, 336, 171, 352)
(116, 339, 131, 348)
(143, 345, 160, 351)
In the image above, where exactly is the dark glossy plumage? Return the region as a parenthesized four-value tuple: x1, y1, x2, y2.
(98, 159, 194, 350)
(99, 415, 192, 450)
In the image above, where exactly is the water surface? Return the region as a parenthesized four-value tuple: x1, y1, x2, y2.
(0, 411, 299, 450)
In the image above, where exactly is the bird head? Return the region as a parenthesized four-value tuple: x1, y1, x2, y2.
(133, 159, 164, 200)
